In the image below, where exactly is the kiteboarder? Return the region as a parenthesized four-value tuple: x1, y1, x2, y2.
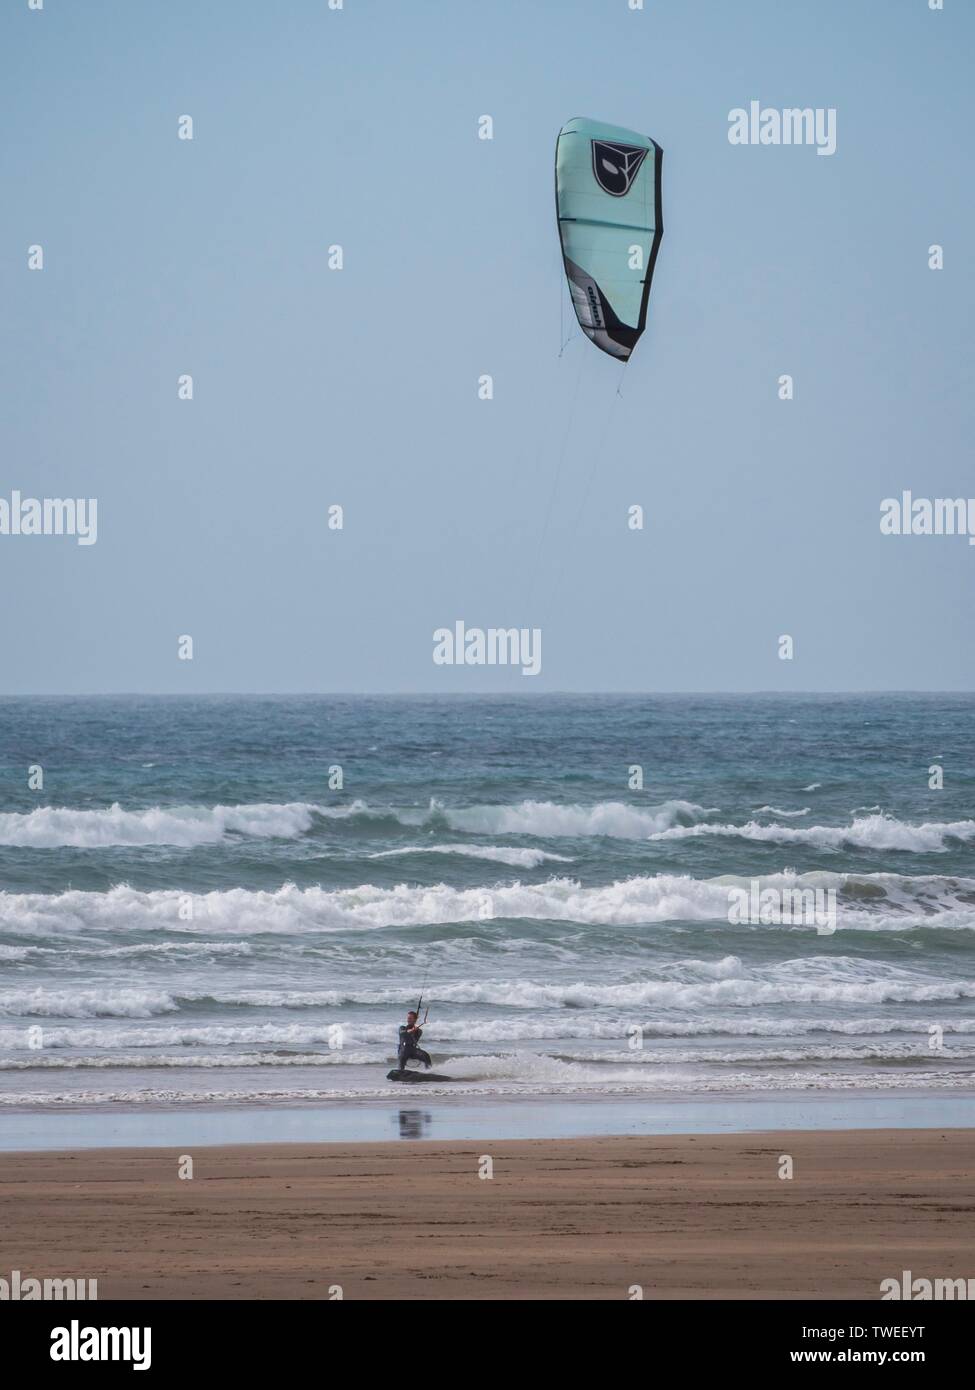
(398, 1009, 432, 1071)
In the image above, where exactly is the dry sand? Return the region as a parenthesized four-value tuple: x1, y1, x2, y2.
(1, 1128, 973, 1300)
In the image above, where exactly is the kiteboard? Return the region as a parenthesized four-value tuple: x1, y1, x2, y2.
(386, 1069, 453, 1084)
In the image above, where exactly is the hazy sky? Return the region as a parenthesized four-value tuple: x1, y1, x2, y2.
(1, 0, 972, 693)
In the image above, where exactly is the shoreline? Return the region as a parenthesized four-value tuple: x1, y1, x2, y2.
(2, 1128, 973, 1300)
(2, 1087, 974, 1152)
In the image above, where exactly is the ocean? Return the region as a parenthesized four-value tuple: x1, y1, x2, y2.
(1, 694, 973, 1115)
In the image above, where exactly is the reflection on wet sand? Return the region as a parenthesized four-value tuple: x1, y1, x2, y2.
(396, 1109, 432, 1139)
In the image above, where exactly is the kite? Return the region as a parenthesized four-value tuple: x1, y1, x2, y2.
(555, 117, 664, 361)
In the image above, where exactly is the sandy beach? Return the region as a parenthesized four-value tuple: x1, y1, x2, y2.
(2, 1127, 973, 1300)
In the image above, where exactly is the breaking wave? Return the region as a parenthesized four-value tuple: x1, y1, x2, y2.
(0, 797, 715, 849)
(2, 870, 974, 941)
(0, 802, 318, 848)
(367, 844, 573, 868)
(650, 813, 975, 853)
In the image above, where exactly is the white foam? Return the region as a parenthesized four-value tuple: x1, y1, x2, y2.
(0, 1050, 386, 1071)
(407, 973, 975, 1010)
(650, 813, 975, 853)
(0, 796, 716, 849)
(555, 1041, 975, 1065)
(2, 869, 973, 940)
(1, 1067, 967, 1106)
(3, 1014, 974, 1052)
(6, 1038, 973, 1072)
(368, 844, 573, 868)
(0, 941, 251, 962)
(0, 801, 319, 848)
(438, 799, 717, 839)
(6, 965, 960, 1018)
(0, 987, 179, 1019)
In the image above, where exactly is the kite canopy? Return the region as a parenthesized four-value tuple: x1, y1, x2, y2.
(555, 117, 663, 361)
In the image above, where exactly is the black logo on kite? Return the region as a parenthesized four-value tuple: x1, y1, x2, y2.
(591, 140, 648, 197)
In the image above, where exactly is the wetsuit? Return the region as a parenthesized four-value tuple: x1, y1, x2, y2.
(398, 1023, 431, 1070)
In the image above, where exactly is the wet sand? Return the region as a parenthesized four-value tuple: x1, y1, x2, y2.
(1, 1128, 972, 1300)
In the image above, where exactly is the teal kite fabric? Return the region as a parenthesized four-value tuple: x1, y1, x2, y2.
(555, 117, 664, 361)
